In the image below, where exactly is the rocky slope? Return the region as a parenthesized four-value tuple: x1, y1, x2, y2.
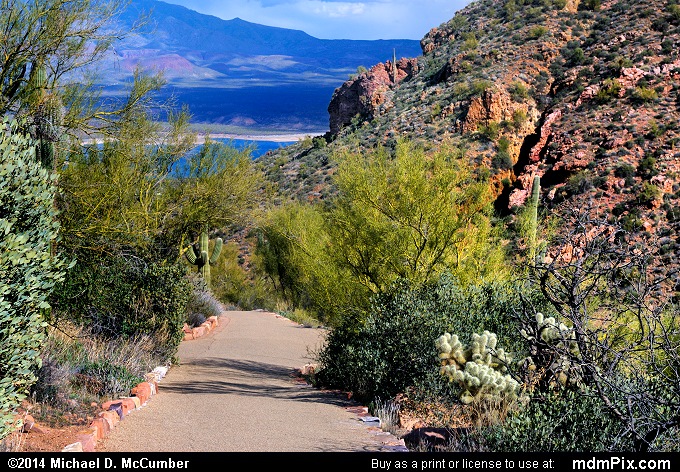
(260, 0, 680, 270)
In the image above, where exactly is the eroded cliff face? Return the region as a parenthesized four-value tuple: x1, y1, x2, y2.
(327, 58, 418, 136)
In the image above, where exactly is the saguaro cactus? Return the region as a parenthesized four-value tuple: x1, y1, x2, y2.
(185, 231, 223, 288)
(392, 48, 397, 84)
(527, 175, 541, 262)
(27, 63, 62, 170)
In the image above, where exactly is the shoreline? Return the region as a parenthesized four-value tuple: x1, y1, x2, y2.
(81, 131, 326, 146)
(195, 132, 324, 144)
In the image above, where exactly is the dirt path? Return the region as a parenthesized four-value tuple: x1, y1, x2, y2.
(99, 311, 405, 452)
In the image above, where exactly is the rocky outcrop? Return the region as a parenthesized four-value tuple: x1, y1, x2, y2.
(327, 58, 418, 136)
(461, 87, 514, 133)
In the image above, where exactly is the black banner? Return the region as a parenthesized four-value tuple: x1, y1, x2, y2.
(2, 452, 678, 472)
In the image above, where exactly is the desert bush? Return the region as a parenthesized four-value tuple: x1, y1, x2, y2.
(314, 274, 539, 404)
(256, 201, 365, 325)
(51, 254, 191, 362)
(210, 239, 278, 311)
(508, 81, 529, 101)
(0, 120, 67, 440)
(185, 273, 225, 327)
(480, 389, 629, 452)
(33, 322, 163, 405)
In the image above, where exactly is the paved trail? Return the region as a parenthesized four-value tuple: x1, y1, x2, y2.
(100, 311, 404, 452)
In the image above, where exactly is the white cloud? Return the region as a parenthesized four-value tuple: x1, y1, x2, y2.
(313, 2, 366, 18)
(163, 0, 471, 40)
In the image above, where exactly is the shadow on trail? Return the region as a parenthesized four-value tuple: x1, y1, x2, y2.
(161, 358, 351, 407)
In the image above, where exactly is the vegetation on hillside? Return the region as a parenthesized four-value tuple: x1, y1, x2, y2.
(1, 0, 679, 453)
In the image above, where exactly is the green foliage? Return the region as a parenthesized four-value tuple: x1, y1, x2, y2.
(513, 176, 546, 265)
(637, 156, 658, 179)
(596, 79, 622, 103)
(315, 274, 538, 404)
(210, 239, 276, 311)
(0, 119, 67, 439)
(637, 182, 661, 206)
(511, 109, 528, 129)
(527, 176, 541, 262)
(579, 0, 602, 11)
(0, 0, 128, 119)
(478, 121, 501, 141)
(633, 86, 659, 104)
(258, 140, 509, 323)
(329, 140, 503, 293)
(527, 25, 548, 39)
(57, 95, 195, 257)
(508, 81, 529, 102)
(481, 389, 628, 452)
(471, 80, 494, 96)
(615, 163, 636, 186)
(52, 255, 191, 361)
(461, 34, 479, 52)
(256, 202, 366, 325)
(492, 151, 513, 170)
(166, 138, 268, 244)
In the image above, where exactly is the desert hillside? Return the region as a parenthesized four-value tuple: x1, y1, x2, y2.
(260, 0, 680, 266)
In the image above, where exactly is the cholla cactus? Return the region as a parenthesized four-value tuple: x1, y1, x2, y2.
(519, 312, 582, 388)
(436, 330, 523, 405)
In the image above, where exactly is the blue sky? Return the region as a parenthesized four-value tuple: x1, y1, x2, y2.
(162, 0, 473, 40)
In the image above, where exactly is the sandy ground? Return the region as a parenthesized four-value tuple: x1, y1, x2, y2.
(194, 132, 316, 144)
(80, 132, 321, 146)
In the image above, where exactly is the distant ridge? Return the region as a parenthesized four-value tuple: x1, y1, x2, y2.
(95, 0, 423, 130)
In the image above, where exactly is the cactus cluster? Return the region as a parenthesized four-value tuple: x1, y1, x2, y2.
(435, 331, 522, 405)
(520, 312, 582, 388)
(185, 231, 223, 289)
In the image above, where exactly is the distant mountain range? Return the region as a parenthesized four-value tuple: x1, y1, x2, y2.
(98, 0, 423, 132)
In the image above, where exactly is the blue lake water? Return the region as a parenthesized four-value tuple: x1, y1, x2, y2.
(172, 137, 296, 176)
(203, 138, 297, 158)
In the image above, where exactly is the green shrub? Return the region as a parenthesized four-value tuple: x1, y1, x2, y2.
(637, 156, 658, 179)
(637, 182, 661, 206)
(52, 254, 191, 361)
(0, 119, 67, 439)
(528, 26, 548, 40)
(512, 109, 528, 129)
(481, 389, 630, 451)
(633, 86, 659, 104)
(315, 274, 539, 404)
(508, 81, 529, 102)
(596, 79, 622, 103)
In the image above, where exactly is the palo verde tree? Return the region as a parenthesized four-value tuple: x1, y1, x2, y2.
(328, 138, 506, 293)
(165, 138, 269, 260)
(257, 139, 510, 323)
(1, 0, 158, 151)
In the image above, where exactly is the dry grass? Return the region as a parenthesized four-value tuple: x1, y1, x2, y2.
(33, 321, 166, 417)
(371, 398, 401, 435)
